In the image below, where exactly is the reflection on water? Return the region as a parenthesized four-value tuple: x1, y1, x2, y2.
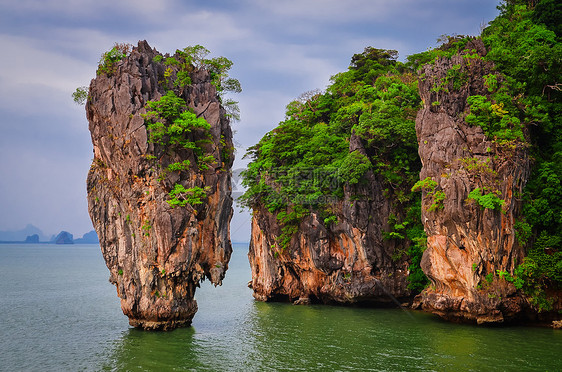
(103, 327, 199, 370)
(1, 244, 561, 371)
(103, 299, 562, 371)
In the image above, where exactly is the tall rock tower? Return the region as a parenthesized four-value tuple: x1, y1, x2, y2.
(86, 41, 235, 330)
(415, 40, 530, 323)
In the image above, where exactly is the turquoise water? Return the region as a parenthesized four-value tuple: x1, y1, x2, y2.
(1, 244, 561, 371)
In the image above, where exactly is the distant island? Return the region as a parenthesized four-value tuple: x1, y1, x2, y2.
(0, 224, 99, 244)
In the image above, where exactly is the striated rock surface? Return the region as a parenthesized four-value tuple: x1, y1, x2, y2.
(86, 41, 233, 330)
(249, 136, 413, 305)
(415, 40, 531, 323)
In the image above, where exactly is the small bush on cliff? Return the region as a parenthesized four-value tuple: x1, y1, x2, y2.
(144, 91, 211, 152)
(97, 43, 132, 76)
(465, 94, 525, 144)
(167, 185, 209, 208)
(167, 160, 191, 172)
(406, 34, 475, 71)
(339, 151, 372, 185)
(406, 231, 429, 291)
(174, 45, 242, 114)
(412, 177, 446, 212)
(467, 187, 505, 211)
(72, 86, 89, 105)
(275, 205, 308, 251)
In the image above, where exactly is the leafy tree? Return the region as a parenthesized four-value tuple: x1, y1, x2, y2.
(96, 43, 132, 76)
(532, 0, 562, 37)
(143, 91, 211, 152)
(72, 86, 88, 105)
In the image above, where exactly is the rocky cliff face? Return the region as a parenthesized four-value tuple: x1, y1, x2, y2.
(86, 41, 233, 330)
(414, 40, 531, 323)
(248, 136, 413, 305)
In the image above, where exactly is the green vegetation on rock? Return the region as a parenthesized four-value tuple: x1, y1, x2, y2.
(167, 185, 209, 208)
(480, 0, 562, 309)
(412, 177, 446, 212)
(143, 91, 211, 152)
(404, 0, 561, 309)
(97, 43, 132, 76)
(241, 48, 421, 210)
(72, 86, 88, 105)
(241, 47, 428, 290)
(138, 45, 240, 208)
(467, 187, 505, 211)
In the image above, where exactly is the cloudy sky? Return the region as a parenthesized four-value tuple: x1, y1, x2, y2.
(0, 0, 499, 241)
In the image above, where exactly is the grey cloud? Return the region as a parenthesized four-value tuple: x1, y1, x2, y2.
(0, 0, 499, 240)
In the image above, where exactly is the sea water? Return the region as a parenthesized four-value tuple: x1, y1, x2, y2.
(0, 243, 561, 371)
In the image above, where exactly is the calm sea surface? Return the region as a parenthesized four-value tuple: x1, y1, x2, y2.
(1, 243, 561, 371)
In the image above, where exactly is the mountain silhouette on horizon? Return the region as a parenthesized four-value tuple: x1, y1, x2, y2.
(0, 224, 47, 242)
(0, 225, 99, 244)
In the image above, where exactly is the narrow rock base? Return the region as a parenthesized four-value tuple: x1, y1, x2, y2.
(129, 318, 194, 331)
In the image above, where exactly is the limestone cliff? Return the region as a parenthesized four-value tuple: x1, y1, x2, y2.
(414, 40, 531, 323)
(86, 41, 234, 330)
(248, 135, 413, 305)
(245, 48, 423, 306)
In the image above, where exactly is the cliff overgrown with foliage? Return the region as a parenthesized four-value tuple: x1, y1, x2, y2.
(240, 48, 428, 291)
(485, 0, 562, 311)
(412, 0, 562, 311)
(242, 0, 562, 314)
